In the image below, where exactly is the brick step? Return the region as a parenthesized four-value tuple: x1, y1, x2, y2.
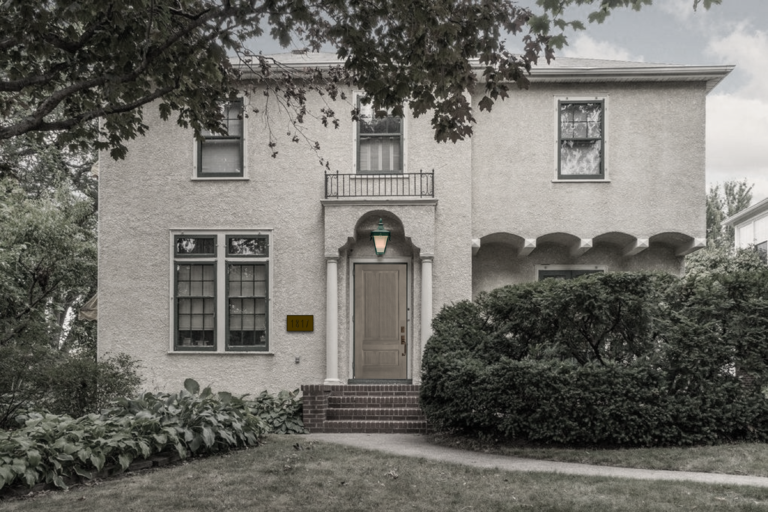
(328, 396, 420, 408)
(327, 407, 426, 421)
(321, 420, 429, 434)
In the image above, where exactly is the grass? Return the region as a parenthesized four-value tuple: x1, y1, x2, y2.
(428, 433, 768, 477)
(3, 435, 768, 511)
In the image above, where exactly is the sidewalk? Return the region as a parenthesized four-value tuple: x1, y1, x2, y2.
(306, 433, 768, 488)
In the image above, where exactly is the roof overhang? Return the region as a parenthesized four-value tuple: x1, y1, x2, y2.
(724, 197, 768, 227)
(234, 55, 734, 95)
(521, 65, 734, 95)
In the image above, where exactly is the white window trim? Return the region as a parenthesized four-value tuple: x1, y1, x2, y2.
(352, 91, 407, 174)
(535, 264, 606, 281)
(735, 211, 768, 248)
(168, 229, 273, 354)
(191, 98, 250, 181)
(552, 95, 610, 182)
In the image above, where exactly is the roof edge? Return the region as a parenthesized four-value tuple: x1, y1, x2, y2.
(233, 57, 734, 94)
(724, 197, 768, 226)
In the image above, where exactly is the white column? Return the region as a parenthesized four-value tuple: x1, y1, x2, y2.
(421, 257, 434, 346)
(324, 257, 341, 385)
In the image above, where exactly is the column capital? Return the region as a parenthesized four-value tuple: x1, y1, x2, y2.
(325, 256, 339, 263)
(420, 255, 434, 262)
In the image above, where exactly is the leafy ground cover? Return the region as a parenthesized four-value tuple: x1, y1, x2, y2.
(0, 380, 304, 493)
(2, 435, 768, 511)
(429, 434, 768, 477)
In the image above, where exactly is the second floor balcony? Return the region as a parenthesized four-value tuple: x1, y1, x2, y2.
(325, 171, 434, 199)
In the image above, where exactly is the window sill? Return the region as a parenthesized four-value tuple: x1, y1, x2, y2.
(552, 179, 611, 183)
(168, 350, 274, 355)
(191, 176, 250, 181)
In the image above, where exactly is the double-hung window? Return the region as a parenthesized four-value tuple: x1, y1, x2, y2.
(198, 99, 243, 177)
(357, 98, 403, 174)
(172, 232, 270, 352)
(558, 100, 604, 179)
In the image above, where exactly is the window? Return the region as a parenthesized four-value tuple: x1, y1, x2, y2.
(172, 232, 270, 352)
(356, 98, 403, 174)
(558, 100, 604, 179)
(197, 99, 243, 177)
(539, 269, 603, 281)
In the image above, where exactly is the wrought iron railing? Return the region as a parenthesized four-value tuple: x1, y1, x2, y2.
(325, 171, 434, 198)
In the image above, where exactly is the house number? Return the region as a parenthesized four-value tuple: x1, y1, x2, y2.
(287, 315, 314, 332)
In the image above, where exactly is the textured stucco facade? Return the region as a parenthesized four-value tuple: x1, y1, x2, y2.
(98, 56, 731, 394)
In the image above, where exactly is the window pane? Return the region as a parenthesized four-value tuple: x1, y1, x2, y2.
(229, 282, 241, 297)
(176, 238, 214, 256)
(224, 102, 242, 136)
(201, 139, 240, 174)
(255, 298, 266, 314)
(360, 137, 401, 172)
(739, 223, 754, 247)
(241, 281, 253, 296)
(560, 140, 602, 176)
(228, 237, 267, 256)
(754, 216, 768, 244)
(561, 103, 602, 139)
(242, 299, 255, 314)
(177, 282, 190, 296)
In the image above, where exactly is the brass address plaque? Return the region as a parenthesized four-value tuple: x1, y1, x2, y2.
(287, 315, 314, 332)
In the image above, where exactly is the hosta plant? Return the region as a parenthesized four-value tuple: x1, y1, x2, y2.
(0, 379, 266, 491)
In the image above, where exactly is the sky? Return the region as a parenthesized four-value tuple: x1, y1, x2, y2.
(248, 0, 768, 204)
(516, 0, 768, 204)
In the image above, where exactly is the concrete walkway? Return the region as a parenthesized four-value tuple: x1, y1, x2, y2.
(306, 433, 768, 488)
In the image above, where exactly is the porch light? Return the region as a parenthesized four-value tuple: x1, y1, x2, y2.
(370, 218, 391, 257)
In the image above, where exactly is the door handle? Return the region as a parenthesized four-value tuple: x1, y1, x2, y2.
(401, 335, 405, 344)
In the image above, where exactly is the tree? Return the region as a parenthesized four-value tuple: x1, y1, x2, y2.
(705, 179, 753, 249)
(0, 179, 97, 351)
(0, 0, 716, 161)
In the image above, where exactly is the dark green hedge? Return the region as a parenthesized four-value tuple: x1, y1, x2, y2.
(420, 271, 768, 446)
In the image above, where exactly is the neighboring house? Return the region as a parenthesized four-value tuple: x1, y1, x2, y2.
(98, 53, 732, 396)
(724, 197, 768, 261)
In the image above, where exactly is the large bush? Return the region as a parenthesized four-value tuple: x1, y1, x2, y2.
(421, 271, 768, 446)
(0, 350, 142, 428)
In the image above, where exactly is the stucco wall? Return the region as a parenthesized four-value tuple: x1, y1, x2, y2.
(99, 87, 471, 393)
(470, 82, 707, 241)
(99, 77, 708, 393)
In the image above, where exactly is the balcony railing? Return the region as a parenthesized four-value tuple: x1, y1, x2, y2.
(325, 171, 434, 198)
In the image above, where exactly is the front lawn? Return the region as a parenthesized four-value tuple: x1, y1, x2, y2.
(3, 435, 768, 511)
(429, 434, 768, 477)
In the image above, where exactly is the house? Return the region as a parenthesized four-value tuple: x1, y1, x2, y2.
(97, 53, 731, 430)
(724, 197, 768, 261)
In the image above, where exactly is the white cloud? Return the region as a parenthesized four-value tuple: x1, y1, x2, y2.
(659, 0, 696, 21)
(707, 23, 768, 100)
(562, 34, 644, 62)
(658, 0, 716, 22)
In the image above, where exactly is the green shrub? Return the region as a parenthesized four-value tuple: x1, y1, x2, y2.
(0, 351, 142, 427)
(421, 271, 768, 446)
(40, 353, 142, 418)
(0, 379, 266, 491)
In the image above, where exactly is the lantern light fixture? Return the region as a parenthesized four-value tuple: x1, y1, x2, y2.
(370, 218, 391, 257)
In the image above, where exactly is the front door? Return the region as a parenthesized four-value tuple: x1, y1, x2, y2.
(354, 263, 407, 379)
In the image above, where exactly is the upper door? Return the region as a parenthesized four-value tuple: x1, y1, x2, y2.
(354, 264, 407, 379)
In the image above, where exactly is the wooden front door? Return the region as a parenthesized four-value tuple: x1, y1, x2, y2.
(354, 264, 407, 379)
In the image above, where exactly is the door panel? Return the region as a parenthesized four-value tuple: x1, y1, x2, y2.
(354, 264, 407, 379)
